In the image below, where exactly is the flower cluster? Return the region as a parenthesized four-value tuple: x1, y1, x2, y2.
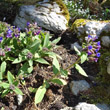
(83, 35, 101, 62)
(27, 52, 33, 59)
(25, 22, 41, 36)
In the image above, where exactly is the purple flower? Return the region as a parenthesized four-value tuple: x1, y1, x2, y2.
(17, 27, 21, 32)
(5, 46, 11, 51)
(6, 28, 13, 38)
(0, 37, 3, 42)
(96, 53, 101, 57)
(6, 33, 12, 38)
(27, 22, 30, 26)
(88, 35, 92, 38)
(94, 58, 98, 62)
(93, 36, 98, 41)
(95, 49, 99, 53)
(88, 51, 92, 55)
(7, 29, 12, 34)
(97, 41, 100, 46)
(97, 45, 101, 50)
(14, 34, 20, 37)
(88, 45, 93, 50)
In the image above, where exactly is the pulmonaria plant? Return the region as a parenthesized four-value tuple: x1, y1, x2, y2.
(83, 35, 101, 62)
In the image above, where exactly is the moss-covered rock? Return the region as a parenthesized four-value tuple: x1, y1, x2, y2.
(14, 0, 69, 33)
(71, 19, 110, 40)
(52, 0, 70, 22)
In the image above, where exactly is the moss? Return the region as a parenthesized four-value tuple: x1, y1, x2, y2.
(98, 50, 110, 84)
(71, 19, 110, 31)
(52, 0, 70, 23)
(71, 19, 90, 32)
(88, 86, 110, 104)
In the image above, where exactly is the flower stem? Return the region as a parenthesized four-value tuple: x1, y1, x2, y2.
(65, 56, 81, 70)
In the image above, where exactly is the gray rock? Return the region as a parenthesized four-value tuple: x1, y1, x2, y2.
(74, 102, 110, 110)
(96, 103, 110, 110)
(101, 36, 110, 47)
(14, 1, 68, 33)
(71, 42, 82, 51)
(70, 80, 90, 96)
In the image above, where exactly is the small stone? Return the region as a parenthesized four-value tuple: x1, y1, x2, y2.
(71, 42, 82, 51)
(17, 94, 23, 105)
(70, 80, 90, 96)
(101, 36, 110, 47)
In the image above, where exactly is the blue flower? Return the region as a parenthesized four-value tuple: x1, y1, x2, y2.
(96, 53, 101, 57)
(6, 33, 12, 38)
(27, 22, 30, 26)
(88, 45, 93, 50)
(7, 29, 12, 34)
(95, 49, 99, 53)
(88, 51, 92, 55)
(88, 35, 92, 38)
(0, 37, 3, 42)
(97, 41, 100, 46)
(93, 36, 98, 41)
(6, 28, 13, 38)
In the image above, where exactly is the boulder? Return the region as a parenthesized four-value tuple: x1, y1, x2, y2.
(13, 0, 70, 33)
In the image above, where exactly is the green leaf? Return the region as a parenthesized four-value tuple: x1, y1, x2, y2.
(0, 61, 6, 80)
(0, 82, 10, 88)
(30, 40, 40, 48)
(7, 71, 15, 84)
(13, 38, 19, 49)
(53, 57, 60, 74)
(18, 62, 33, 75)
(30, 41, 40, 54)
(28, 60, 33, 67)
(60, 68, 68, 77)
(75, 64, 88, 77)
(74, 46, 81, 55)
(52, 37, 61, 44)
(43, 33, 49, 47)
(51, 78, 67, 85)
(34, 58, 49, 65)
(13, 87, 23, 95)
(1, 89, 9, 98)
(27, 66, 33, 73)
(21, 49, 30, 55)
(44, 80, 50, 88)
(81, 52, 88, 64)
(28, 87, 37, 93)
(35, 86, 46, 104)
(44, 52, 62, 59)
(7, 57, 15, 61)
(12, 56, 26, 64)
